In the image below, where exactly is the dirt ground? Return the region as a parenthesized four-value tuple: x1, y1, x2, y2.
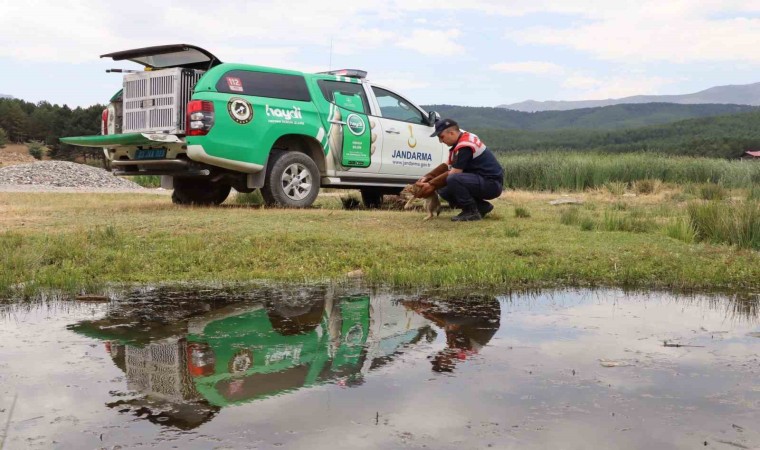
(0, 143, 36, 166)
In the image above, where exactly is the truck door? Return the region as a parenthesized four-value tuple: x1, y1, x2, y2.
(369, 86, 445, 176)
(316, 80, 378, 173)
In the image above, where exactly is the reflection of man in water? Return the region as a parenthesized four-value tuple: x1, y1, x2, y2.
(402, 298, 501, 372)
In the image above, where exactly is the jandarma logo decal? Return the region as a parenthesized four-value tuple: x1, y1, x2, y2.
(227, 98, 253, 124)
(346, 114, 365, 136)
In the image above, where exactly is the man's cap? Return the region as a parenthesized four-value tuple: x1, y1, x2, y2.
(430, 118, 458, 137)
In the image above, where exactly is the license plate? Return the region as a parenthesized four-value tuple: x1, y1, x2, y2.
(135, 148, 166, 160)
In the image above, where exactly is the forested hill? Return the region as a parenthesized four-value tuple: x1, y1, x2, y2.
(424, 103, 757, 131)
(471, 110, 760, 158)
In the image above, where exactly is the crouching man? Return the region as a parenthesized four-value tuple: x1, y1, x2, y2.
(415, 119, 504, 222)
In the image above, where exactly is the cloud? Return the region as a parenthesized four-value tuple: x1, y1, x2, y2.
(490, 61, 565, 75)
(505, 2, 760, 64)
(395, 28, 464, 55)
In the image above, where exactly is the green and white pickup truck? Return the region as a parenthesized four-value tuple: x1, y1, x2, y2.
(61, 44, 446, 207)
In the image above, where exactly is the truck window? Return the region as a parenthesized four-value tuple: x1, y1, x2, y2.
(371, 87, 426, 125)
(216, 70, 311, 101)
(317, 80, 369, 114)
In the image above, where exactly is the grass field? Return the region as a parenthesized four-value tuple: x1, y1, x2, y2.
(1, 185, 758, 298)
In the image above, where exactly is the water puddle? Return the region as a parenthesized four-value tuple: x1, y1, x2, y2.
(1, 286, 759, 449)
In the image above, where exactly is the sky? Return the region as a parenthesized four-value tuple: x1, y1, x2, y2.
(1, 0, 760, 108)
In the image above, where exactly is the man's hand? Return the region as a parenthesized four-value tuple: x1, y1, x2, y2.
(414, 176, 429, 188)
(415, 182, 436, 198)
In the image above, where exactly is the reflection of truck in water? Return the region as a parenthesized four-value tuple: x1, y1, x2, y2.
(71, 292, 435, 429)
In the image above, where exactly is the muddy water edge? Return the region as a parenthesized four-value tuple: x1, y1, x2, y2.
(0, 285, 758, 449)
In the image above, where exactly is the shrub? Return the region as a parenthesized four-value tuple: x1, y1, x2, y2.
(27, 141, 46, 160)
(0, 127, 7, 148)
(514, 206, 531, 218)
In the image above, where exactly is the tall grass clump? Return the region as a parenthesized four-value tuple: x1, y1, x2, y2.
(749, 185, 760, 201)
(687, 200, 760, 250)
(514, 206, 531, 218)
(664, 218, 696, 244)
(499, 151, 760, 192)
(233, 190, 264, 206)
(698, 183, 726, 201)
(559, 207, 581, 226)
(601, 210, 655, 233)
(605, 181, 627, 196)
(633, 179, 661, 195)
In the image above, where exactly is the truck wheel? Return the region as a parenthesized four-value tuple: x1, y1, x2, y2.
(261, 151, 320, 208)
(360, 188, 384, 209)
(171, 178, 231, 206)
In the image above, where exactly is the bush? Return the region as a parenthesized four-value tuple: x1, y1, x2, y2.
(27, 141, 46, 160)
(0, 127, 7, 148)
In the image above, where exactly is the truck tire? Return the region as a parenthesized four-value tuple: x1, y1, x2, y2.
(260, 151, 320, 208)
(171, 178, 231, 206)
(360, 188, 384, 209)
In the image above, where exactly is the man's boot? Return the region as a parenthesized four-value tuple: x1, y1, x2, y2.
(477, 201, 494, 217)
(451, 206, 482, 222)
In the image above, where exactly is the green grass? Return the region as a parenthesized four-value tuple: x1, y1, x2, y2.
(0, 189, 758, 297)
(127, 175, 161, 188)
(233, 190, 264, 206)
(514, 206, 531, 218)
(687, 200, 760, 250)
(499, 152, 760, 191)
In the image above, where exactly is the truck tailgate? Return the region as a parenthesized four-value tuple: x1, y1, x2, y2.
(60, 133, 183, 148)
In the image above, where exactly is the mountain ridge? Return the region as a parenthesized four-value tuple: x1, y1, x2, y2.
(424, 102, 757, 131)
(499, 82, 760, 112)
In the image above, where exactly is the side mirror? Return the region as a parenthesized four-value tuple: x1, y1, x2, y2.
(427, 110, 440, 126)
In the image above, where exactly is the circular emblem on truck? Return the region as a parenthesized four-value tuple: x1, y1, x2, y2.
(346, 113, 366, 136)
(227, 97, 253, 124)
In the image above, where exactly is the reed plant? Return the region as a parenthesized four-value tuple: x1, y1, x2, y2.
(604, 181, 627, 196)
(698, 183, 727, 201)
(499, 152, 760, 191)
(687, 200, 760, 250)
(664, 218, 696, 244)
